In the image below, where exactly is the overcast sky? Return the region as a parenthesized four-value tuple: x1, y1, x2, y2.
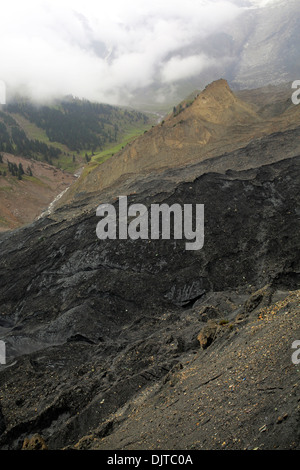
(0, 0, 279, 105)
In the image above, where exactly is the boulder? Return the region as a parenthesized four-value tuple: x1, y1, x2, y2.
(22, 434, 48, 450)
(197, 320, 218, 349)
(197, 305, 220, 323)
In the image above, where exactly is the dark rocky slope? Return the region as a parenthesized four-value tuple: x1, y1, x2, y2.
(77, 288, 300, 451)
(0, 139, 299, 449)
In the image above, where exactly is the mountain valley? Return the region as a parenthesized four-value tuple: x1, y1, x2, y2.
(0, 79, 299, 451)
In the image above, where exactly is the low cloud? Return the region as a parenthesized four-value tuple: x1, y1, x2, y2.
(0, 0, 245, 105)
(161, 54, 216, 83)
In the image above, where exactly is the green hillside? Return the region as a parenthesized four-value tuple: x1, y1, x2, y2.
(0, 97, 153, 173)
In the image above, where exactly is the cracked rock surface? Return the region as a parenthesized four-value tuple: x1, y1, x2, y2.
(0, 148, 299, 449)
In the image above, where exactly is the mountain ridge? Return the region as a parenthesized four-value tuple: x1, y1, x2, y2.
(0, 77, 299, 451)
(57, 79, 299, 210)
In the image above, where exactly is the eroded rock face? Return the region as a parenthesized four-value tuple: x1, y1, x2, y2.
(22, 434, 48, 451)
(0, 152, 299, 449)
(196, 305, 221, 323)
(197, 320, 219, 349)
